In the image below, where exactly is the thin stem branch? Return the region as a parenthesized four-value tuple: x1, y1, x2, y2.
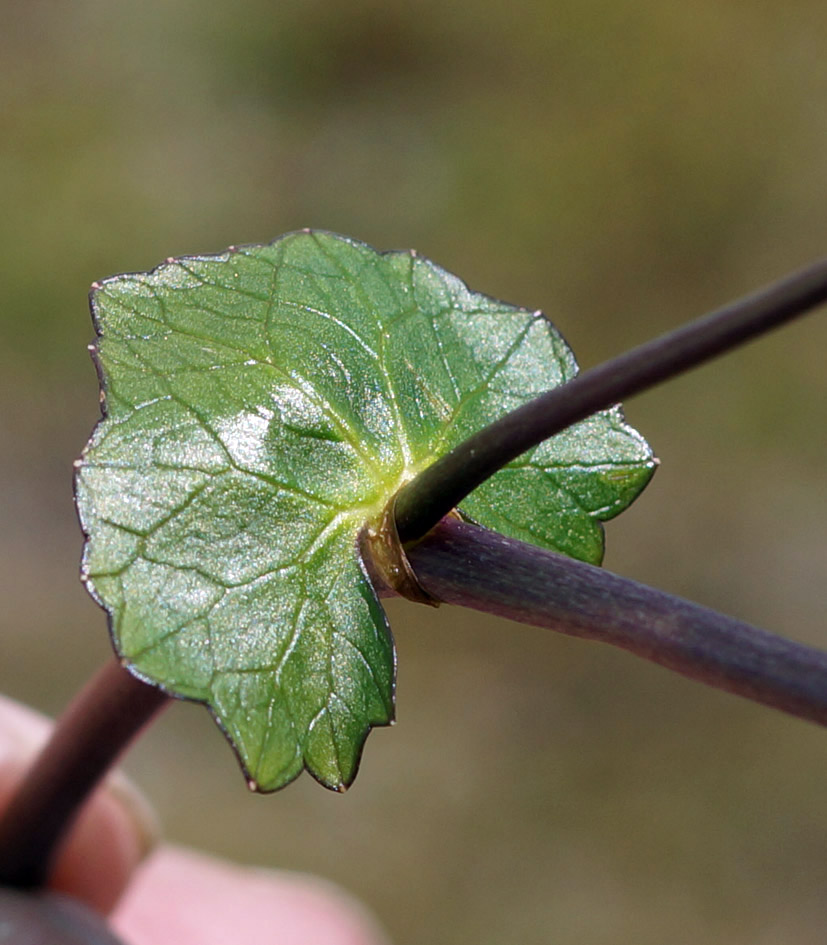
(389, 518, 827, 726)
(0, 660, 169, 890)
(395, 259, 827, 543)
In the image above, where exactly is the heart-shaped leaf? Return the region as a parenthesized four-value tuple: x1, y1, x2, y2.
(77, 231, 655, 791)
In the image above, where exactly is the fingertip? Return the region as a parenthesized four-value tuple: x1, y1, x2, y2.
(113, 847, 392, 945)
(48, 779, 158, 913)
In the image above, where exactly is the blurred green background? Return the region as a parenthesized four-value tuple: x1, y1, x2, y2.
(2, 1, 826, 942)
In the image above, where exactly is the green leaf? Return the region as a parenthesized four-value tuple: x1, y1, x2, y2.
(77, 231, 655, 791)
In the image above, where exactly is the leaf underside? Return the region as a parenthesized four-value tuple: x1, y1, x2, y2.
(76, 231, 655, 792)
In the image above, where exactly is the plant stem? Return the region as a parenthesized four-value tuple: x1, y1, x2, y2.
(391, 518, 827, 726)
(395, 259, 827, 543)
(0, 660, 169, 890)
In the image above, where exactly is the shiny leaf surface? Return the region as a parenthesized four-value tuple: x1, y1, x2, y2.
(77, 232, 655, 791)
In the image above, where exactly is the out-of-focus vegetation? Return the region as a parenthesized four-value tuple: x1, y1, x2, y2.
(1, 2, 825, 943)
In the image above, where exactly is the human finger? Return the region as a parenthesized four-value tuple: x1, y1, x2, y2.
(113, 846, 392, 945)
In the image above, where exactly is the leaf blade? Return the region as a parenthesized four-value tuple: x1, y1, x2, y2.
(78, 231, 654, 791)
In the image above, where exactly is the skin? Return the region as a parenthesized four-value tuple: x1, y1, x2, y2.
(0, 695, 391, 945)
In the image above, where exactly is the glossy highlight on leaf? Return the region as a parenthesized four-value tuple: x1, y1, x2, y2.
(76, 231, 655, 791)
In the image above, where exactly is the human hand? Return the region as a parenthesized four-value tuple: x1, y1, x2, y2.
(0, 694, 390, 944)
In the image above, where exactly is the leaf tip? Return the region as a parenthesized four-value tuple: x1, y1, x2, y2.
(246, 778, 259, 792)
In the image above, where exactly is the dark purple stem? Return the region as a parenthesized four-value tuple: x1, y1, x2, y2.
(0, 660, 169, 890)
(395, 259, 827, 543)
(395, 518, 827, 726)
